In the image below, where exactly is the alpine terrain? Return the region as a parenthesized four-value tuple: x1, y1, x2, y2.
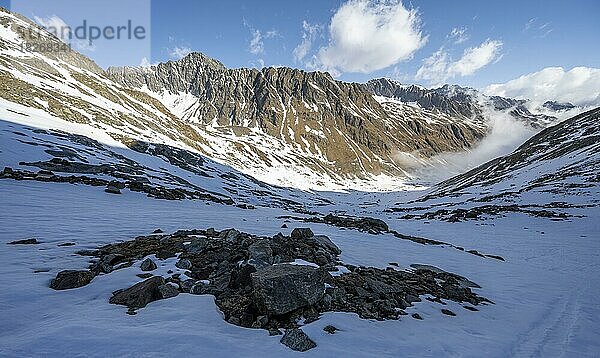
(0, 4, 599, 357)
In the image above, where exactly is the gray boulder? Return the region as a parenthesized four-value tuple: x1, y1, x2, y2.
(140, 258, 157, 271)
(251, 264, 325, 315)
(158, 283, 180, 299)
(280, 328, 317, 352)
(218, 228, 240, 241)
(50, 270, 94, 290)
(109, 276, 165, 308)
(290, 228, 314, 239)
(175, 258, 192, 270)
(104, 184, 121, 194)
(248, 239, 273, 268)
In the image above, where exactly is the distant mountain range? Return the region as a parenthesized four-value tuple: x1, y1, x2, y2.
(0, 6, 578, 190)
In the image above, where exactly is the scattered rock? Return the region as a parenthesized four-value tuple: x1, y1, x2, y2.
(463, 305, 479, 311)
(280, 328, 317, 352)
(140, 258, 157, 271)
(323, 325, 338, 334)
(104, 184, 121, 194)
(136, 273, 153, 279)
(411, 313, 423, 320)
(50, 270, 94, 290)
(57, 242, 76, 247)
(152, 228, 164, 234)
(251, 264, 325, 315)
(441, 309, 456, 316)
(8, 238, 39, 245)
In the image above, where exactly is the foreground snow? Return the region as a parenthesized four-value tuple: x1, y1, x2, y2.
(1, 180, 598, 357)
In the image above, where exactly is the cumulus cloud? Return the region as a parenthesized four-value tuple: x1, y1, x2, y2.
(169, 46, 192, 60)
(293, 21, 322, 62)
(316, 0, 427, 74)
(448, 26, 469, 44)
(485, 67, 600, 108)
(416, 39, 502, 84)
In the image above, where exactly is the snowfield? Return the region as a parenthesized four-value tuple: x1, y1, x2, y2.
(1, 165, 599, 356)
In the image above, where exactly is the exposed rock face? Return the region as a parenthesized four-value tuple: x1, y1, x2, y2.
(366, 78, 556, 128)
(251, 264, 326, 315)
(50, 270, 94, 290)
(280, 328, 317, 352)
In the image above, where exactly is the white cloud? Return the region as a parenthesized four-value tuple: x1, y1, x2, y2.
(169, 46, 192, 60)
(249, 29, 264, 55)
(448, 26, 469, 44)
(34, 15, 96, 51)
(293, 21, 322, 62)
(316, 0, 427, 74)
(416, 39, 502, 84)
(485, 66, 600, 108)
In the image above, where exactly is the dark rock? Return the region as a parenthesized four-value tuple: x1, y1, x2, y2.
(175, 258, 192, 270)
(463, 305, 479, 311)
(291, 228, 314, 239)
(280, 328, 317, 352)
(104, 185, 121, 194)
(179, 279, 196, 293)
(247, 239, 273, 268)
(441, 309, 456, 316)
(152, 228, 163, 234)
(281, 223, 288, 228)
(57, 242, 76, 247)
(136, 273, 153, 279)
(140, 258, 157, 271)
(8, 238, 39, 245)
(50, 270, 94, 290)
(109, 276, 165, 309)
(323, 325, 338, 334)
(269, 329, 283, 336)
(218, 228, 240, 242)
(158, 283, 180, 299)
(251, 264, 325, 315)
(411, 313, 423, 320)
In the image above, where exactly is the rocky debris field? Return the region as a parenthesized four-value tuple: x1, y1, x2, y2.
(43, 227, 491, 351)
(280, 213, 506, 261)
(388, 204, 574, 222)
(0, 165, 236, 205)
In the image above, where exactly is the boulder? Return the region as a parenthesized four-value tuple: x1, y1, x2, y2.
(280, 328, 317, 352)
(104, 184, 121, 194)
(140, 258, 157, 271)
(50, 270, 94, 290)
(290, 228, 314, 239)
(158, 283, 180, 299)
(247, 239, 273, 268)
(218, 228, 240, 242)
(251, 264, 325, 315)
(109, 276, 165, 308)
(309, 235, 341, 255)
(175, 258, 192, 270)
(7, 238, 39, 245)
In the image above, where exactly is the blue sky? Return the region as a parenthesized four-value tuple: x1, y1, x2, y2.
(3, 0, 599, 92)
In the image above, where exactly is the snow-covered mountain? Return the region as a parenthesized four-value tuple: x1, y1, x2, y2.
(366, 78, 559, 128)
(388, 107, 600, 221)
